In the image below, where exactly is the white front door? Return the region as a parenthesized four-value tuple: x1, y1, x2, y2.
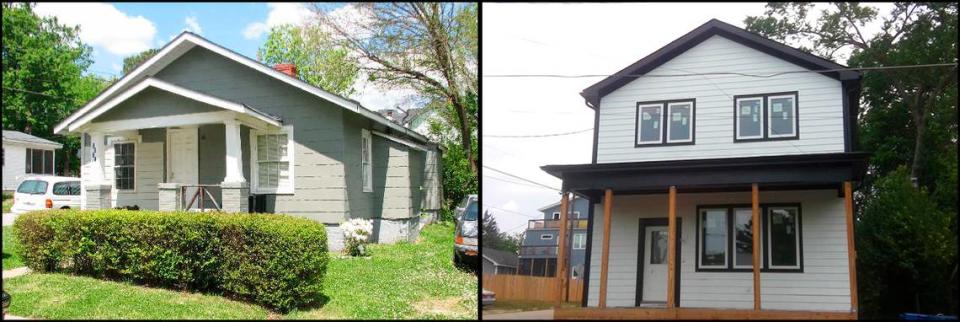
(166, 127, 198, 206)
(642, 226, 669, 303)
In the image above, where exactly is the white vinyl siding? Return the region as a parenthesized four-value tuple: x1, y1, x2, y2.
(586, 190, 851, 311)
(596, 35, 845, 163)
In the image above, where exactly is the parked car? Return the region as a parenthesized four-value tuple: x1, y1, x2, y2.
(10, 176, 81, 214)
(482, 288, 495, 307)
(453, 194, 478, 269)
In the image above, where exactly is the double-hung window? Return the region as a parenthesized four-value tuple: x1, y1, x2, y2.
(734, 92, 798, 141)
(24, 148, 55, 175)
(635, 99, 695, 146)
(252, 125, 294, 194)
(572, 233, 586, 250)
(114, 143, 135, 190)
(696, 204, 802, 272)
(361, 129, 372, 192)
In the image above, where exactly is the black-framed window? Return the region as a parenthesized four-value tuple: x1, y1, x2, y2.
(696, 203, 803, 272)
(733, 92, 799, 142)
(635, 98, 696, 146)
(25, 148, 54, 175)
(114, 143, 135, 190)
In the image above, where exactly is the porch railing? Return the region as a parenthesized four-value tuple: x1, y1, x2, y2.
(181, 184, 222, 212)
(519, 245, 558, 257)
(527, 219, 589, 230)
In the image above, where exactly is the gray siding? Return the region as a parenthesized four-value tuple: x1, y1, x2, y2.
(373, 138, 412, 219)
(96, 88, 221, 122)
(198, 124, 225, 205)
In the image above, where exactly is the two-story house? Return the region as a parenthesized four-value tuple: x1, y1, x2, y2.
(517, 197, 590, 278)
(541, 19, 867, 319)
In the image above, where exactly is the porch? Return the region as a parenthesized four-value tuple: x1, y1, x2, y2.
(541, 152, 868, 320)
(73, 78, 282, 212)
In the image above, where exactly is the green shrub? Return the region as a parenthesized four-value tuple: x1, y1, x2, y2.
(13, 209, 328, 312)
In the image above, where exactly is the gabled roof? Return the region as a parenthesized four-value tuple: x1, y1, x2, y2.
(482, 247, 519, 268)
(66, 78, 282, 132)
(55, 32, 430, 144)
(580, 19, 860, 108)
(2, 130, 63, 148)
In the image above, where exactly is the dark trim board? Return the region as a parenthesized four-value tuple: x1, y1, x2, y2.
(693, 203, 804, 273)
(633, 98, 696, 147)
(732, 91, 800, 143)
(582, 199, 596, 307)
(592, 104, 600, 164)
(634, 218, 682, 307)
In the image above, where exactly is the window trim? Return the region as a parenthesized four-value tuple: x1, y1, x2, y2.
(733, 91, 800, 142)
(697, 207, 730, 269)
(572, 233, 586, 250)
(734, 96, 765, 140)
(695, 203, 803, 273)
(765, 205, 803, 271)
(540, 234, 554, 240)
(552, 212, 560, 220)
(665, 101, 695, 143)
(112, 141, 137, 191)
(634, 98, 696, 147)
(361, 129, 373, 193)
(250, 125, 295, 195)
(767, 94, 799, 138)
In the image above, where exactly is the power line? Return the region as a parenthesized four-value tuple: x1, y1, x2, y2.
(484, 175, 556, 191)
(483, 165, 561, 191)
(483, 62, 958, 78)
(483, 203, 541, 219)
(484, 128, 594, 138)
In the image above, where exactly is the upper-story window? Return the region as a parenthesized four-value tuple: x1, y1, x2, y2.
(635, 99, 695, 146)
(734, 92, 798, 142)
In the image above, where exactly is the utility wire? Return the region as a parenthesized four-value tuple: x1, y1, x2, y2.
(482, 165, 561, 192)
(483, 62, 958, 78)
(483, 203, 542, 219)
(484, 175, 556, 191)
(484, 128, 594, 138)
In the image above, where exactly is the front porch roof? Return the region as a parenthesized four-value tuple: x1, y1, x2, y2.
(64, 77, 281, 133)
(542, 152, 869, 197)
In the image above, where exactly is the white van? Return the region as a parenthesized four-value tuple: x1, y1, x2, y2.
(11, 176, 82, 214)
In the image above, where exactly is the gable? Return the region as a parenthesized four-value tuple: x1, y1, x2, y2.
(95, 87, 222, 122)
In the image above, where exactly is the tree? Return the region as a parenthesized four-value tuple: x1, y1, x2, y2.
(312, 3, 478, 174)
(482, 210, 521, 253)
(431, 92, 478, 211)
(122, 48, 159, 75)
(2, 3, 106, 175)
(256, 24, 359, 97)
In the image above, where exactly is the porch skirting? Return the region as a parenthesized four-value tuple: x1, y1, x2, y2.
(220, 182, 249, 212)
(158, 183, 181, 211)
(83, 184, 111, 210)
(554, 307, 856, 320)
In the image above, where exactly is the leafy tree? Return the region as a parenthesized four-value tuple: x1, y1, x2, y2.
(122, 48, 159, 75)
(430, 92, 478, 212)
(313, 3, 479, 174)
(2, 3, 108, 175)
(482, 210, 520, 253)
(746, 3, 957, 317)
(256, 24, 358, 97)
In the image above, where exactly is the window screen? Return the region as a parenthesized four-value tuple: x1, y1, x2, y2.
(737, 98, 763, 139)
(667, 102, 692, 142)
(768, 96, 796, 136)
(637, 104, 663, 144)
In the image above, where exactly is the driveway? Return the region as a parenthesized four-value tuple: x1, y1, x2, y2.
(483, 309, 553, 320)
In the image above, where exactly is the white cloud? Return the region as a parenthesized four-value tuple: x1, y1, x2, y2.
(184, 16, 202, 34)
(111, 63, 122, 72)
(242, 3, 312, 39)
(33, 3, 156, 56)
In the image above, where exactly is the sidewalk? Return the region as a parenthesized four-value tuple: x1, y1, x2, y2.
(483, 309, 554, 320)
(2, 267, 31, 279)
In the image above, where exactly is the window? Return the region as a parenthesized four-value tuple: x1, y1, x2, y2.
(17, 180, 47, 194)
(734, 92, 799, 141)
(666, 102, 693, 143)
(52, 181, 81, 196)
(114, 143, 135, 190)
(552, 212, 560, 220)
(696, 204, 802, 272)
(24, 148, 54, 175)
(637, 103, 663, 144)
(650, 230, 668, 264)
(767, 206, 801, 269)
(361, 129, 372, 192)
(635, 99, 695, 146)
(540, 234, 554, 240)
(572, 233, 586, 249)
(252, 125, 294, 194)
(699, 208, 728, 268)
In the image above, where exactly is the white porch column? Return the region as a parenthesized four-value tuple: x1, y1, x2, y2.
(88, 131, 107, 184)
(222, 120, 246, 183)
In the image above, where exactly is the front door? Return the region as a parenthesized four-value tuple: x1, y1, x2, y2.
(167, 127, 198, 206)
(641, 225, 669, 303)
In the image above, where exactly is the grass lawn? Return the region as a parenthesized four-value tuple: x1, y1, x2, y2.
(3, 222, 478, 319)
(3, 225, 25, 270)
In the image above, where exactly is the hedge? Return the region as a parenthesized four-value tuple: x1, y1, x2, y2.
(13, 209, 328, 312)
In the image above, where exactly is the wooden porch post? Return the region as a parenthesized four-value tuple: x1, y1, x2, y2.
(598, 189, 613, 308)
(667, 186, 677, 308)
(844, 181, 859, 315)
(752, 183, 761, 311)
(555, 191, 570, 307)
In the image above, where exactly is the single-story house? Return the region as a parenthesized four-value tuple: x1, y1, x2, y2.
(483, 247, 519, 275)
(3, 130, 64, 192)
(52, 31, 443, 250)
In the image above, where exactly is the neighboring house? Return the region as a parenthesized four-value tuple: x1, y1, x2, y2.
(52, 32, 443, 250)
(517, 197, 590, 279)
(482, 247, 519, 275)
(2, 130, 64, 192)
(403, 107, 443, 138)
(541, 19, 867, 319)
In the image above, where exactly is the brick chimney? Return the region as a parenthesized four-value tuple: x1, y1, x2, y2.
(273, 63, 297, 78)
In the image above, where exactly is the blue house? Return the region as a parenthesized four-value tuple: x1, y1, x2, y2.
(518, 197, 590, 279)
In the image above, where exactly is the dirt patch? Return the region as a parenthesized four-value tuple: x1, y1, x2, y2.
(413, 297, 465, 317)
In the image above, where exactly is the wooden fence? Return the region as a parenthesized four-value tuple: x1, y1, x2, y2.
(482, 274, 583, 303)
